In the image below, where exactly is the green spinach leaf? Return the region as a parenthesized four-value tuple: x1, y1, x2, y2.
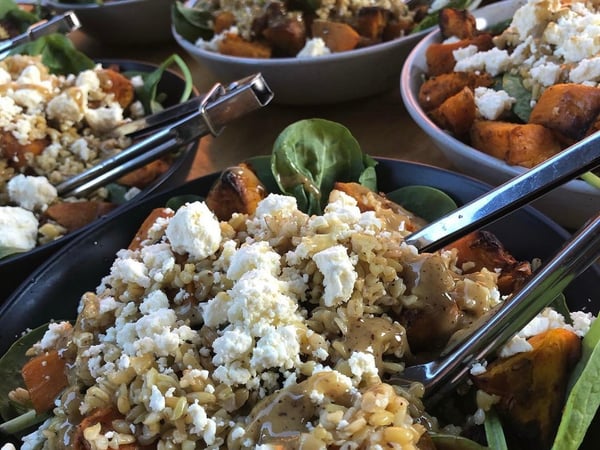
(244, 155, 281, 195)
(412, 0, 477, 34)
(0, 324, 48, 421)
(386, 185, 457, 222)
(11, 33, 95, 75)
(166, 194, 204, 210)
(126, 53, 194, 115)
(484, 408, 508, 450)
(551, 316, 600, 449)
(501, 73, 532, 123)
(430, 432, 489, 449)
(171, 1, 214, 43)
(271, 118, 377, 215)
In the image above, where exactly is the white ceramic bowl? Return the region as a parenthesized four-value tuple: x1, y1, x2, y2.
(400, 0, 600, 230)
(45, 0, 174, 45)
(173, 25, 431, 105)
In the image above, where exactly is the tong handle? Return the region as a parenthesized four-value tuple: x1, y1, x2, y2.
(56, 73, 273, 198)
(405, 131, 600, 252)
(401, 211, 600, 401)
(0, 11, 80, 54)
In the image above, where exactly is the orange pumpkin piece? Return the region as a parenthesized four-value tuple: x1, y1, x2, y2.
(118, 159, 170, 188)
(128, 207, 174, 251)
(311, 20, 361, 52)
(0, 131, 49, 169)
(472, 328, 582, 449)
(21, 350, 68, 414)
(44, 201, 118, 232)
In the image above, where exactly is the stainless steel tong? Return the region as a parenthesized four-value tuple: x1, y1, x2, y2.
(392, 131, 600, 403)
(0, 11, 80, 55)
(56, 73, 274, 198)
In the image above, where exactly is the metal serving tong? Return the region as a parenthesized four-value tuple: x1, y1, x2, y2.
(56, 73, 274, 198)
(392, 131, 600, 405)
(0, 11, 80, 55)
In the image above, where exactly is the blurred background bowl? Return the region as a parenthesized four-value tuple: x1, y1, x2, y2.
(45, 0, 174, 45)
(172, 0, 440, 105)
(0, 59, 199, 302)
(173, 24, 431, 105)
(400, 0, 600, 230)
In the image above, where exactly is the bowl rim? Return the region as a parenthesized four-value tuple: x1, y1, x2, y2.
(399, 0, 599, 197)
(45, 0, 170, 9)
(172, 24, 431, 67)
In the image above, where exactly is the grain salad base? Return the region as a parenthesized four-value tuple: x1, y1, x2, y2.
(15, 188, 510, 449)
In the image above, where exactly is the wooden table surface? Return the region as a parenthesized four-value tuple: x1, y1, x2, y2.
(71, 31, 453, 180)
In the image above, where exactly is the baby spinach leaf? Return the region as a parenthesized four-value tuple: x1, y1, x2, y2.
(412, 0, 477, 33)
(244, 155, 281, 195)
(429, 432, 489, 449)
(0, 408, 49, 435)
(501, 73, 532, 123)
(551, 316, 600, 449)
(483, 18, 512, 35)
(105, 183, 129, 204)
(126, 54, 194, 115)
(11, 33, 95, 75)
(271, 118, 377, 215)
(0, 245, 26, 259)
(0, 323, 48, 421)
(386, 185, 458, 222)
(549, 294, 572, 324)
(171, 1, 214, 43)
(166, 194, 204, 210)
(484, 408, 508, 450)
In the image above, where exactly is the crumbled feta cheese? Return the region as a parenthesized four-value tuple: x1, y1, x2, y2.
(7, 174, 57, 211)
(227, 241, 281, 280)
(296, 38, 331, 58)
(498, 335, 533, 358)
(149, 385, 166, 412)
(0, 205, 38, 252)
(312, 245, 357, 307)
(474, 87, 516, 120)
(46, 89, 85, 123)
(348, 351, 379, 383)
(166, 201, 222, 260)
(84, 103, 124, 133)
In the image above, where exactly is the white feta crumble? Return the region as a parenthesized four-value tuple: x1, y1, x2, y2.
(7, 174, 57, 211)
(473, 87, 516, 120)
(149, 385, 166, 412)
(454, 47, 511, 76)
(0, 205, 38, 252)
(569, 56, 600, 84)
(35, 321, 71, 351)
(84, 103, 124, 134)
(187, 401, 217, 444)
(348, 351, 379, 383)
(498, 335, 533, 358)
(227, 241, 281, 280)
(312, 245, 357, 307)
(296, 37, 331, 58)
(110, 256, 151, 288)
(166, 201, 221, 260)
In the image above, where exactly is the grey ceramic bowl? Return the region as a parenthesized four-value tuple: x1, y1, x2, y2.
(172, 25, 430, 105)
(400, 0, 600, 230)
(45, 0, 174, 45)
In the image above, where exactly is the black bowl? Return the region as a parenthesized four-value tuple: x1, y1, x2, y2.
(2, 157, 598, 344)
(0, 59, 199, 302)
(0, 158, 598, 447)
